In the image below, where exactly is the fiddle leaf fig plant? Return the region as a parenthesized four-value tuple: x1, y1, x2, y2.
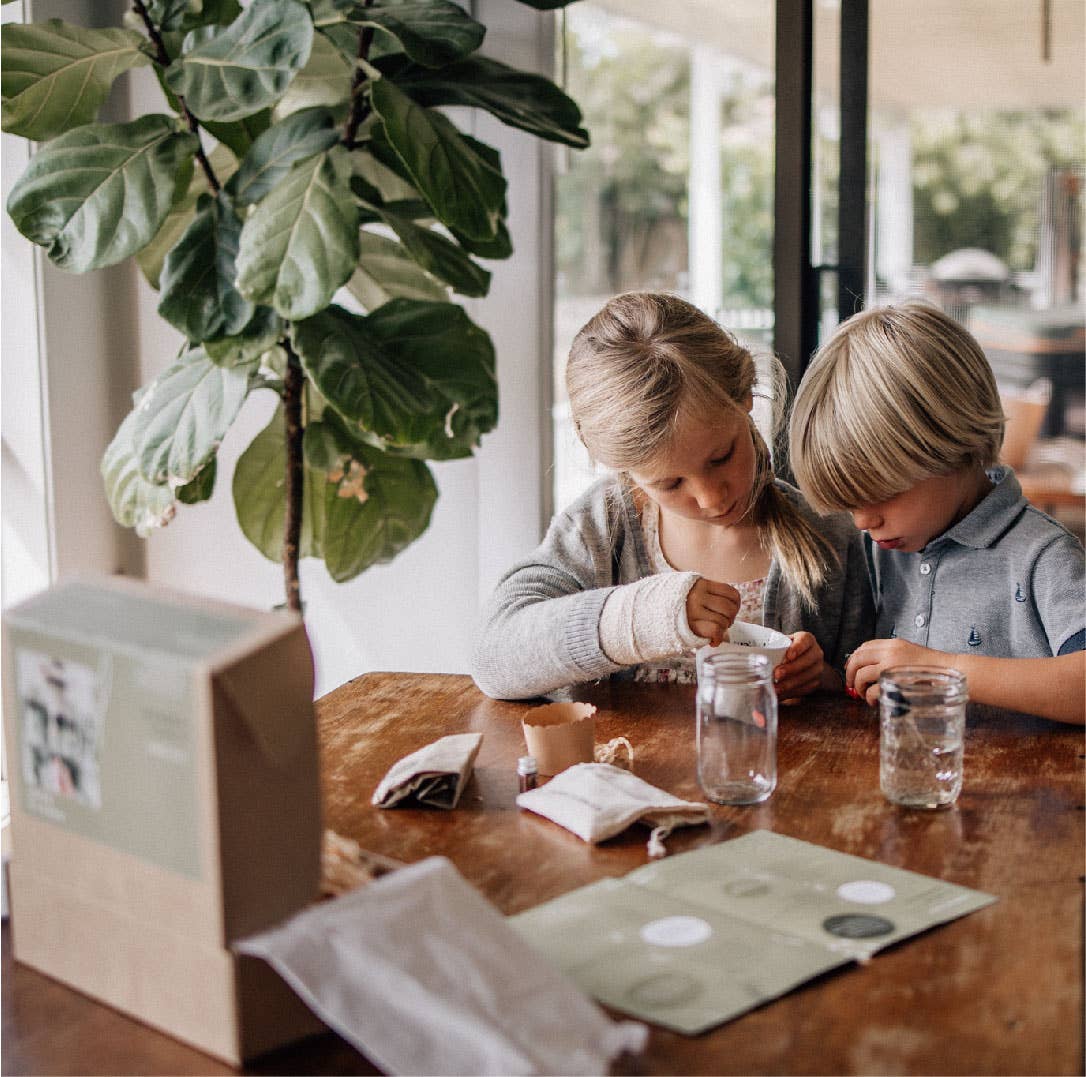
(2, 0, 587, 610)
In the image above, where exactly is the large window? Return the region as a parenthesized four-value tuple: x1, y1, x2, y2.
(553, 1, 1085, 536)
(552, 2, 776, 509)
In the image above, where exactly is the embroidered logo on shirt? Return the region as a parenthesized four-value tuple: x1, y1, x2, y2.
(967, 625, 982, 647)
(1014, 583, 1026, 603)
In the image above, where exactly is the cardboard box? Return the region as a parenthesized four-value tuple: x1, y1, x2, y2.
(2, 576, 325, 1063)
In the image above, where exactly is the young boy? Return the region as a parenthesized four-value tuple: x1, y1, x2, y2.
(788, 301, 1084, 725)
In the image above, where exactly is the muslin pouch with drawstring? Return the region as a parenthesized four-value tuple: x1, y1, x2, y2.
(516, 763, 709, 858)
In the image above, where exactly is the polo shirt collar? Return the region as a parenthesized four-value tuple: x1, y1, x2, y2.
(928, 466, 1026, 551)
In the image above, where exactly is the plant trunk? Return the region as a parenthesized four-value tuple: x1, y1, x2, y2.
(282, 344, 305, 613)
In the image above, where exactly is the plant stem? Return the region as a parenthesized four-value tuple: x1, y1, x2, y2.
(343, 14, 375, 149)
(282, 343, 306, 613)
(132, 0, 221, 193)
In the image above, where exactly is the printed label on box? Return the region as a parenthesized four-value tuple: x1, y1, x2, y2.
(12, 633, 202, 879)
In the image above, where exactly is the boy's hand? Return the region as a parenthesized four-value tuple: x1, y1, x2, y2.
(845, 639, 938, 705)
(774, 630, 824, 702)
(686, 577, 740, 646)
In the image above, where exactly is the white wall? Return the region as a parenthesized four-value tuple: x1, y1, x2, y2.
(2, 2, 555, 697)
(2, 0, 142, 616)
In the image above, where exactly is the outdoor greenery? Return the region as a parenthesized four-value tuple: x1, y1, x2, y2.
(554, 10, 773, 311)
(911, 110, 1084, 271)
(2, 0, 586, 610)
(556, 5, 1082, 307)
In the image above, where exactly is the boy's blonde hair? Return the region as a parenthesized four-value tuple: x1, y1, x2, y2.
(567, 291, 835, 608)
(789, 301, 1005, 514)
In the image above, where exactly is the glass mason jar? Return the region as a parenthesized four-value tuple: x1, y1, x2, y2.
(879, 666, 968, 809)
(696, 652, 778, 805)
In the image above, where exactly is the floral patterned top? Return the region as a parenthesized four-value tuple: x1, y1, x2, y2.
(635, 500, 767, 685)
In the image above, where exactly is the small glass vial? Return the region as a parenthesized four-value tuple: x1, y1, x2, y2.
(517, 755, 538, 793)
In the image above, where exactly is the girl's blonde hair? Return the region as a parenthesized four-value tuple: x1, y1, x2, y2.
(567, 291, 835, 608)
(789, 300, 1005, 514)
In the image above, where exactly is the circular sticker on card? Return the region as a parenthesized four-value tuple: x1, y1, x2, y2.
(822, 913, 896, 939)
(639, 915, 713, 948)
(626, 971, 702, 1008)
(836, 880, 896, 905)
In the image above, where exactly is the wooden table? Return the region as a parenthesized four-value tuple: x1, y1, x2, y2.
(4, 673, 1084, 1075)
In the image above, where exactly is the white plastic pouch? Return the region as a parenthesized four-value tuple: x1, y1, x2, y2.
(235, 856, 647, 1075)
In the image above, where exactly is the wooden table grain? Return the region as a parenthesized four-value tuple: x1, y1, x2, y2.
(3, 672, 1084, 1076)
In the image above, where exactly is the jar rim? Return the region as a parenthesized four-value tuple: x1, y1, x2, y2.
(879, 665, 967, 695)
(701, 652, 771, 680)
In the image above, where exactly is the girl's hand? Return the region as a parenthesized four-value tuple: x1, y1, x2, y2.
(774, 631, 824, 701)
(686, 577, 740, 646)
(845, 639, 938, 705)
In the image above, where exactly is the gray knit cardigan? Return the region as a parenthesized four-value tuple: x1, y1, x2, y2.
(471, 476, 875, 700)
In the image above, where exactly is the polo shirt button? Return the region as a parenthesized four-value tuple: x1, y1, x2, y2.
(920, 562, 932, 575)
(914, 614, 926, 628)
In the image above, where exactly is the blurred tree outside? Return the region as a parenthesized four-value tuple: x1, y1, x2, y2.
(555, 6, 774, 311)
(911, 110, 1084, 271)
(555, 10, 689, 298)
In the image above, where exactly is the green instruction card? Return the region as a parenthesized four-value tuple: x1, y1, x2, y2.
(509, 830, 996, 1034)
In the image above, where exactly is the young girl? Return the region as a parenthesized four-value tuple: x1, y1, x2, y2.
(471, 292, 874, 700)
(789, 300, 1085, 725)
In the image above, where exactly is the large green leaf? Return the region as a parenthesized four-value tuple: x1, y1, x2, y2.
(203, 305, 283, 367)
(369, 76, 505, 241)
(346, 230, 448, 311)
(448, 218, 512, 260)
(309, 0, 355, 32)
(147, 45, 271, 157)
(1, 20, 150, 141)
(382, 54, 589, 148)
(137, 142, 236, 289)
(101, 404, 177, 537)
(131, 347, 253, 485)
(228, 106, 339, 206)
(176, 456, 217, 504)
(378, 207, 490, 297)
(233, 403, 324, 563)
(305, 411, 437, 581)
(200, 109, 272, 159)
(291, 305, 436, 436)
(147, 0, 242, 32)
(347, 1, 484, 68)
(158, 193, 254, 341)
(351, 138, 422, 203)
(321, 446, 437, 581)
(272, 31, 352, 118)
(302, 415, 347, 473)
(6, 115, 197, 272)
(235, 144, 359, 320)
(165, 0, 314, 123)
(145, 0, 193, 31)
(365, 298, 497, 458)
(292, 301, 496, 459)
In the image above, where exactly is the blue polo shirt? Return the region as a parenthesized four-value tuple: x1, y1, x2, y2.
(867, 467, 1085, 658)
